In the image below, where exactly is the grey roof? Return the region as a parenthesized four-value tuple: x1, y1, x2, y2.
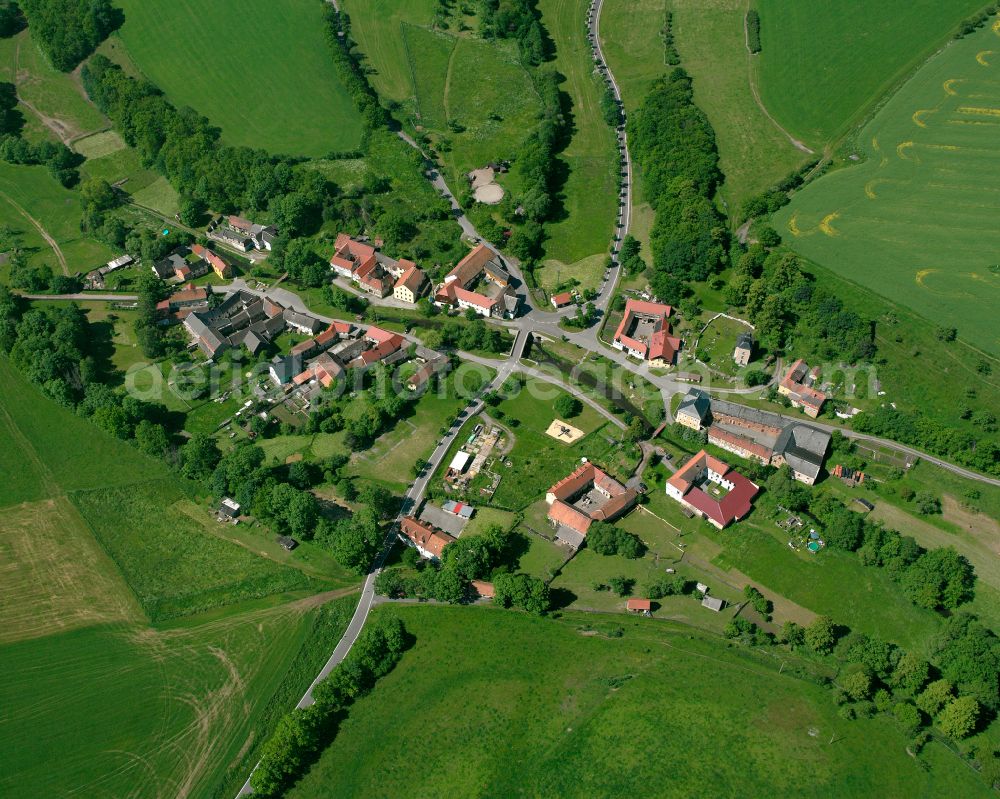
(677, 388, 711, 422)
(774, 423, 831, 481)
(555, 526, 586, 549)
(710, 398, 784, 430)
(283, 309, 324, 333)
(269, 355, 298, 384)
(701, 595, 725, 612)
(735, 331, 754, 350)
(185, 312, 226, 357)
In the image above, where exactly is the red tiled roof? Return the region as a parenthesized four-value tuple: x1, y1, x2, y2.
(551, 292, 573, 307)
(445, 243, 494, 287)
(334, 233, 376, 263)
(471, 579, 495, 598)
(626, 598, 651, 611)
(613, 299, 677, 363)
(780, 360, 827, 409)
(667, 450, 758, 528)
(454, 286, 495, 310)
(547, 500, 593, 535)
(548, 463, 597, 501)
(400, 516, 456, 559)
(707, 426, 772, 461)
(394, 263, 426, 293)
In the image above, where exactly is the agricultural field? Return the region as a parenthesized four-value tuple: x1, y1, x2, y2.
(0, 359, 362, 797)
(776, 23, 1000, 356)
(110, 0, 364, 157)
(287, 605, 989, 799)
(536, 0, 618, 291)
(0, 162, 117, 277)
(756, 0, 988, 148)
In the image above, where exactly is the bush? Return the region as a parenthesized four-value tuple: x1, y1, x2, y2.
(586, 521, 646, 559)
(745, 9, 761, 53)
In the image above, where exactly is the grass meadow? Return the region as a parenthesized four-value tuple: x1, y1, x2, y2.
(0, 360, 362, 796)
(777, 23, 1000, 355)
(537, 0, 618, 289)
(0, 162, 117, 276)
(286, 605, 989, 799)
(756, 0, 988, 149)
(0, 30, 107, 143)
(112, 0, 364, 157)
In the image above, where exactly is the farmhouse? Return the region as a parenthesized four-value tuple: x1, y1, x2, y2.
(434, 243, 519, 319)
(733, 331, 754, 366)
(778, 359, 827, 417)
(330, 234, 427, 302)
(190, 244, 233, 279)
(665, 450, 759, 529)
(676, 388, 711, 431)
(151, 250, 188, 280)
(225, 215, 279, 251)
(612, 299, 681, 366)
(398, 516, 456, 562)
(545, 462, 638, 548)
(695, 398, 831, 485)
(269, 355, 301, 386)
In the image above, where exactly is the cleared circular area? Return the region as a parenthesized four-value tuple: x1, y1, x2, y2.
(469, 167, 506, 204)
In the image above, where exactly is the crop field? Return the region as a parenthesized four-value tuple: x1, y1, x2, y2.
(776, 23, 1000, 355)
(0, 162, 117, 276)
(112, 0, 363, 157)
(0, 597, 353, 798)
(287, 605, 989, 799)
(0, 358, 362, 797)
(537, 0, 618, 288)
(756, 0, 988, 148)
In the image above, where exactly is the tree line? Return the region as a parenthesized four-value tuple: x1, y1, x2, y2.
(627, 68, 727, 303)
(0, 80, 81, 187)
(19, 0, 120, 71)
(250, 615, 411, 797)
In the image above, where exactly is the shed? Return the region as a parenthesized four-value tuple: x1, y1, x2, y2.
(218, 497, 241, 520)
(701, 595, 725, 612)
(278, 536, 298, 551)
(626, 598, 652, 613)
(695, 582, 709, 595)
(449, 451, 472, 473)
(442, 500, 474, 519)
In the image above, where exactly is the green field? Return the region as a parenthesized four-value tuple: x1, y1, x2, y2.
(287, 605, 989, 798)
(537, 0, 618, 289)
(776, 23, 1000, 355)
(341, 0, 542, 188)
(0, 358, 361, 796)
(756, 0, 988, 148)
(0, 162, 117, 276)
(111, 0, 364, 157)
(0, 31, 107, 143)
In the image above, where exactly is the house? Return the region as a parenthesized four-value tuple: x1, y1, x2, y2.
(406, 357, 447, 391)
(733, 331, 754, 366)
(545, 462, 638, 548)
(675, 388, 711, 431)
(156, 285, 209, 322)
(218, 497, 241, 522)
(778, 359, 827, 417)
(393, 263, 427, 303)
(701, 595, 725, 612)
(442, 500, 474, 520)
(665, 450, 759, 529)
(626, 598, 652, 614)
(228, 215, 254, 236)
(292, 351, 343, 389)
(184, 312, 228, 359)
(551, 291, 574, 309)
(770, 424, 831, 485)
(269, 355, 300, 386)
(283, 309, 324, 335)
(433, 243, 519, 319)
(398, 516, 456, 561)
(612, 299, 681, 366)
(471, 579, 495, 599)
(212, 226, 253, 252)
(151, 250, 188, 280)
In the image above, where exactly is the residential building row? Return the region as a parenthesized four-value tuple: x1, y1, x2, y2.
(778, 358, 827, 417)
(676, 390, 831, 485)
(151, 244, 233, 282)
(330, 234, 428, 303)
(207, 215, 279, 253)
